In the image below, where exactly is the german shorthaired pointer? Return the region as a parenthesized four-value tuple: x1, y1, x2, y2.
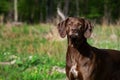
(57, 17, 120, 80)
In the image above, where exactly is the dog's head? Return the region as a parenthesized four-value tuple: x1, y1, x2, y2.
(57, 17, 93, 39)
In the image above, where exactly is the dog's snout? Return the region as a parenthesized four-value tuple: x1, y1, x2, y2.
(71, 28, 77, 33)
(69, 28, 79, 38)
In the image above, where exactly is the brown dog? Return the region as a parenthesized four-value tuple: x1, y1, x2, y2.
(57, 17, 120, 80)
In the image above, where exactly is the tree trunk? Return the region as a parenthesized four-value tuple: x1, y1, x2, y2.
(14, 0, 18, 22)
(76, 0, 79, 17)
(64, 0, 69, 16)
(103, 0, 111, 25)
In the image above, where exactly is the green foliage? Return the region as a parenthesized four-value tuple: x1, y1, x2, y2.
(0, 0, 10, 13)
(0, 54, 66, 80)
(0, 0, 120, 23)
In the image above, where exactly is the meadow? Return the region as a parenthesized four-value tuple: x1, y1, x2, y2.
(0, 24, 120, 80)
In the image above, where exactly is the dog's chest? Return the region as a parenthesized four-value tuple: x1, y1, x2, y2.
(66, 47, 94, 80)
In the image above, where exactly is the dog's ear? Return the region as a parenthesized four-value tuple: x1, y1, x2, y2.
(84, 20, 93, 38)
(57, 18, 69, 38)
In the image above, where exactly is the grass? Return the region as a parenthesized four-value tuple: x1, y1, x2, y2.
(0, 24, 66, 80)
(0, 23, 120, 80)
(89, 25, 120, 50)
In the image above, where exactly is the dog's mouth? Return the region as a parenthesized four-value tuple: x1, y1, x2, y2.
(69, 34, 78, 39)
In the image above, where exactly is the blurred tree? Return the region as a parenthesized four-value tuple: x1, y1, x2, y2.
(0, 0, 120, 24)
(75, 0, 80, 17)
(0, 0, 13, 22)
(14, 0, 18, 22)
(63, 0, 69, 16)
(102, 0, 111, 25)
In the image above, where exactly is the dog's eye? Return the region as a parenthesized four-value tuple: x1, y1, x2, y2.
(78, 25, 82, 29)
(68, 22, 73, 25)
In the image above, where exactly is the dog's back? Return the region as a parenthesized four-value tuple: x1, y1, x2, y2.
(91, 47, 120, 80)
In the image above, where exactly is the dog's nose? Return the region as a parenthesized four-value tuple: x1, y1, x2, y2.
(72, 29, 77, 33)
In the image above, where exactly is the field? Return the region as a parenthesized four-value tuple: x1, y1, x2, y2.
(0, 24, 120, 80)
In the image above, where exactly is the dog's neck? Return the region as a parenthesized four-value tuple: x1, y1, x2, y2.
(68, 36, 87, 47)
(68, 36, 92, 57)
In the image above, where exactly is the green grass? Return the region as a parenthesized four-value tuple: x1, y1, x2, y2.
(0, 24, 66, 80)
(0, 24, 120, 80)
(88, 25, 120, 50)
